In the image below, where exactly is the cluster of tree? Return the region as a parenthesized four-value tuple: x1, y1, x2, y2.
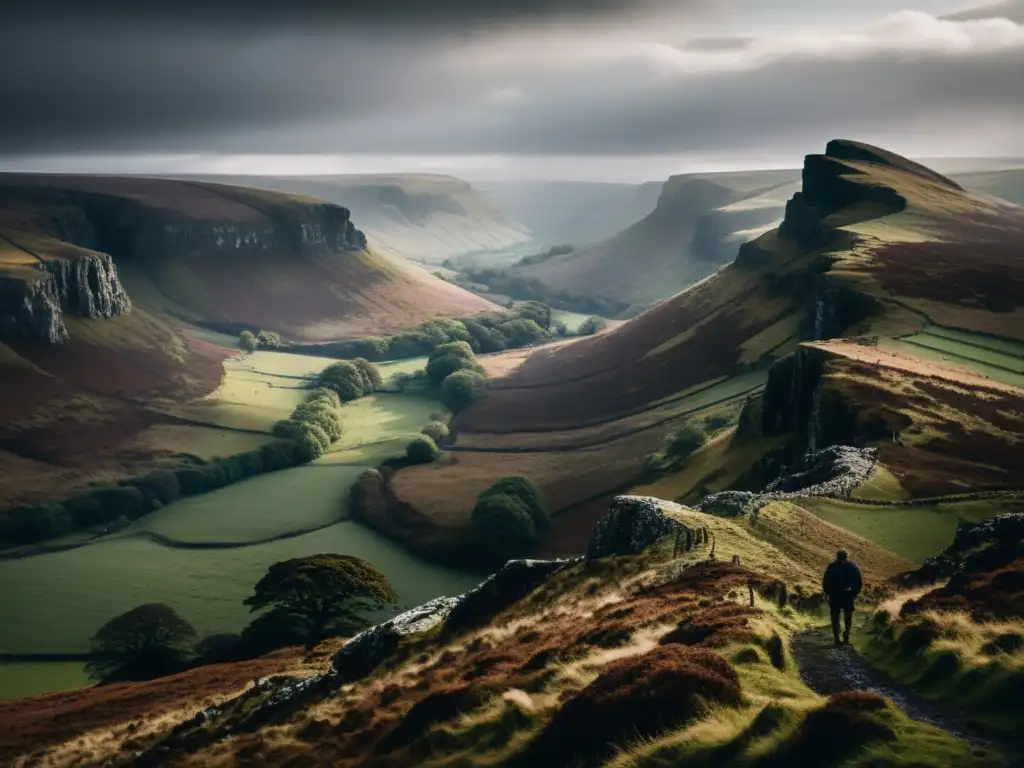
(516, 243, 574, 267)
(470, 476, 549, 563)
(291, 304, 554, 363)
(86, 554, 398, 683)
(554, 316, 608, 338)
(455, 266, 630, 318)
(270, 359, 382, 462)
(644, 422, 708, 475)
(0, 443, 301, 549)
(238, 329, 284, 352)
(425, 341, 488, 414)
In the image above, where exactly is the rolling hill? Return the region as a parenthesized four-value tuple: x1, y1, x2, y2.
(178, 174, 536, 265)
(513, 171, 801, 313)
(353, 139, 1024, 564)
(0, 174, 494, 506)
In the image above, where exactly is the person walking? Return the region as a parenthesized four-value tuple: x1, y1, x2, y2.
(822, 549, 862, 646)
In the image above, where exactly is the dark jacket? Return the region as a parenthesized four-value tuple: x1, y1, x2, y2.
(822, 559, 862, 598)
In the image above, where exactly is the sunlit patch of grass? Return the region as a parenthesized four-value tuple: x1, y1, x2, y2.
(860, 605, 1024, 735)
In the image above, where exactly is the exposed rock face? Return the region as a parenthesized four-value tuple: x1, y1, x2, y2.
(906, 513, 1024, 586)
(587, 496, 692, 559)
(331, 596, 462, 684)
(0, 252, 131, 343)
(443, 558, 580, 634)
(696, 446, 877, 519)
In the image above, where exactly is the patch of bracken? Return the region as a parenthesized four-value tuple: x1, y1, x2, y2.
(375, 684, 487, 756)
(659, 604, 761, 648)
(903, 557, 1024, 622)
(517, 645, 741, 767)
(768, 691, 896, 766)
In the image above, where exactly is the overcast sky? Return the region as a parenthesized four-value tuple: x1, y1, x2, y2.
(1, 0, 1022, 181)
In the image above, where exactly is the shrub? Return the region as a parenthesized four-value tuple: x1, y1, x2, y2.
(420, 421, 450, 443)
(305, 387, 341, 409)
(427, 353, 480, 388)
(554, 322, 569, 337)
(471, 494, 538, 561)
(578, 316, 608, 336)
(441, 370, 486, 412)
(175, 464, 230, 496)
(352, 358, 384, 393)
(0, 504, 72, 545)
(496, 318, 549, 347)
(87, 485, 148, 521)
(195, 633, 243, 665)
(666, 423, 707, 460)
(235, 449, 264, 478)
(352, 337, 390, 361)
(255, 330, 283, 349)
(272, 419, 310, 442)
(524, 646, 741, 766)
(294, 435, 325, 463)
(64, 495, 111, 526)
(259, 441, 299, 472)
(238, 330, 258, 352)
(406, 436, 441, 464)
(121, 470, 181, 506)
(463, 319, 507, 353)
(292, 401, 344, 441)
(316, 361, 366, 402)
(432, 340, 475, 360)
(515, 301, 552, 330)
(480, 476, 549, 532)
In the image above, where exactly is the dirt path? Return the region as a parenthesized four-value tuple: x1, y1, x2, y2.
(792, 625, 1022, 765)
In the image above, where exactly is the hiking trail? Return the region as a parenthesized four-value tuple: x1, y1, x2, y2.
(791, 625, 1023, 766)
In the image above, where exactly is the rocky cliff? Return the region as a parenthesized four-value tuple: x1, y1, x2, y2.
(0, 177, 369, 343)
(0, 249, 131, 343)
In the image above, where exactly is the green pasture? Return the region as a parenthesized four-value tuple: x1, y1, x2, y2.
(0, 661, 92, 701)
(141, 464, 368, 545)
(884, 325, 1024, 389)
(803, 497, 998, 564)
(130, 425, 275, 461)
(0, 522, 482, 656)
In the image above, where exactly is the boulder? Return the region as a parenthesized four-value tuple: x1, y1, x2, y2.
(587, 496, 689, 559)
(331, 596, 461, 684)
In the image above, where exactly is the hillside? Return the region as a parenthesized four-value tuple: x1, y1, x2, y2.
(0, 174, 493, 506)
(4, 140, 1024, 767)
(349, 140, 1024, 564)
(514, 172, 802, 313)
(181, 174, 536, 265)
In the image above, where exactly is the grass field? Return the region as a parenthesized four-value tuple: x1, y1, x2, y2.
(0, 521, 482, 657)
(318, 394, 440, 464)
(127, 425, 275, 461)
(800, 498, 997, 564)
(141, 465, 369, 544)
(0, 662, 91, 702)
(882, 325, 1024, 389)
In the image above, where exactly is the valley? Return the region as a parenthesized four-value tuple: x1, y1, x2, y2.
(1, 141, 1024, 767)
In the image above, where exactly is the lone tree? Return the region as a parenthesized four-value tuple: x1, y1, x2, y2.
(441, 369, 486, 412)
(244, 554, 398, 648)
(406, 435, 441, 464)
(480, 476, 549, 533)
(87, 603, 197, 683)
(239, 330, 259, 352)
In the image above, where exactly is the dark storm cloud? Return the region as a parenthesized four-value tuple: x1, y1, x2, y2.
(0, 1, 1022, 160)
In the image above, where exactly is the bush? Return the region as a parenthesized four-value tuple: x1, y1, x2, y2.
(441, 370, 486, 412)
(515, 301, 552, 330)
(427, 353, 480, 388)
(0, 504, 72, 545)
(666, 423, 707, 460)
(87, 603, 197, 683)
(420, 421, 450, 443)
(471, 494, 538, 561)
(463, 319, 507, 353)
(292, 401, 344, 441)
(305, 387, 341, 409)
(235, 449, 264, 478)
(195, 633, 244, 665)
(352, 358, 384, 393)
(406, 436, 441, 464)
(497, 318, 549, 348)
(525, 646, 741, 766)
(64, 495, 111, 527)
(351, 337, 390, 361)
(121, 470, 180, 506)
(238, 330, 258, 352)
(316, 361, 366, 402)
(578, 316, 608, 336)
(554, 322, 569, 337)
(259, 441, 298, 472)
(255, 330, 283, 349)
(175, 465, 229, 496)
(480, 476, 549, 532)
(87, 485, 148, 521)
